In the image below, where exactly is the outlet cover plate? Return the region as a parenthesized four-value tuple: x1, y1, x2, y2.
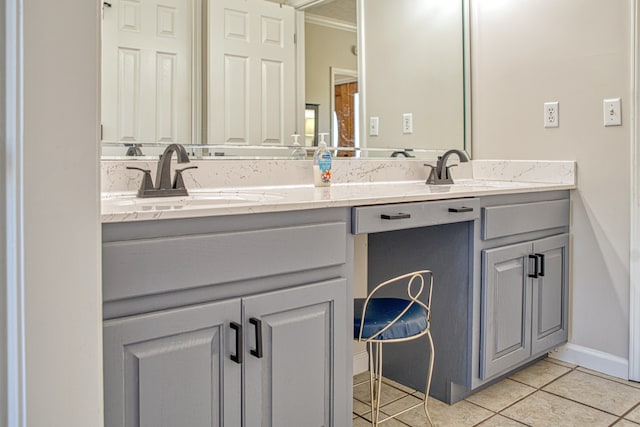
(544, 101, 559, 128)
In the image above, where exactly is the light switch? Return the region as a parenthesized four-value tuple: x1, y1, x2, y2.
(603, 98, 622, 126)
(369, 117, 379, 136)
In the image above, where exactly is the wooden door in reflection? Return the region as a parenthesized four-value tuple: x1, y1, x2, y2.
(334, 82, 358, 157)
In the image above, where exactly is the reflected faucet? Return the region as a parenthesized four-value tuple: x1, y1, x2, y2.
(127, 144, 197, 198)
(390, 150, 415, 158)
(425, 149, 469, 185)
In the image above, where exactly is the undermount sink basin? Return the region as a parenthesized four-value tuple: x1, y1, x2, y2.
(103, 190, 283, 211)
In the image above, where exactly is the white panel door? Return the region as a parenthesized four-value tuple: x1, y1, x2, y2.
(102, 0, 193, 148)
(209, 0, 296, 145)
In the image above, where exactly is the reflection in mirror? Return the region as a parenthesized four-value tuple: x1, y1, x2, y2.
(100, 0, 469, 160)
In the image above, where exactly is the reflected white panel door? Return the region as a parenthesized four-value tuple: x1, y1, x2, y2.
(210, 0, 296, 145)
(102, 0, 193, 145)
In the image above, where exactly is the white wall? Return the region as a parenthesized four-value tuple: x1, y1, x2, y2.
(362, 0, 464, 152)
(305, 22, 357, 136)
(471, 0, 632, 370)
(22, 0, 103, 425)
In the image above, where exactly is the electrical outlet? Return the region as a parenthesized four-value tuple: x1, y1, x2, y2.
(402, 113, 413, 134)
(544, 102, 559, 128)
(369, 116, 379, 136)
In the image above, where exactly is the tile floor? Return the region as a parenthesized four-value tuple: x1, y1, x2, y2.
(352, 357, 640, 427)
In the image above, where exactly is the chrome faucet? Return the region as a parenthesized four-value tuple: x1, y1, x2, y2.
(127, 144, 197, 198)
(425, 149, 469, 185)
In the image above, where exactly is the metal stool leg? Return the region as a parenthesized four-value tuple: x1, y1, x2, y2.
(368, 341, 385, 426)
(423, 330, 435, 427)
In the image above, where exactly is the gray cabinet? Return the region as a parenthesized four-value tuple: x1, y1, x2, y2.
(103, 299, 242, 427)
(481, 233, 569, 380)
(102, 208, 353, 427)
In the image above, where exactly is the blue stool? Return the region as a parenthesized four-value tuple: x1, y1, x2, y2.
(354, 270, 434, 426)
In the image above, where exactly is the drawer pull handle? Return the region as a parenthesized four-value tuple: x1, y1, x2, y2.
(448, 207, 473, 213)
(230, 322, 243, 364)
(381, 213, 411, 220)
(249, 317, 263, 359)
(536, 253, 545, 277)
(528, 254, 539, 278)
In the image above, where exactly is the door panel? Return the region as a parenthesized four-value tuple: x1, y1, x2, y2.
(531, 234, 569, 355)
(210, 0, 295, 145)
(243, 279, 348, 427)
(103, 299, 241, 427)
(481, 242, 532, 380)
(102, 0, 193, 148)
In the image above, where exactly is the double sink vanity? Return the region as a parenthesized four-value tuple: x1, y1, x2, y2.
(100, 157, 575, 426)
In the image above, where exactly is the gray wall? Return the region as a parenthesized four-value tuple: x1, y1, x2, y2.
(471, 0, 632, 368)
(1, 0, 7, 424)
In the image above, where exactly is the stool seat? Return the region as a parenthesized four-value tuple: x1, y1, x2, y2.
(354, 298, 428, 340)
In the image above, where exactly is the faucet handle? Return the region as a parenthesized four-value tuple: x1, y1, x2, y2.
(173, 165, 198, 190)
(127, 166, 155, 197)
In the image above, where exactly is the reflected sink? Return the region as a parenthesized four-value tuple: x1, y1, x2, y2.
(103, 190, 283, 211)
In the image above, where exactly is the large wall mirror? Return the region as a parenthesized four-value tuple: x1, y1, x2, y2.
(101, 0, 469, 160)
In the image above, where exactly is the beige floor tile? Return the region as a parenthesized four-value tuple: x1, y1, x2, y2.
(383, 397, 492, 427)
(625, 404, 640, 423)
(475, 414, 528, 427)
(509, 359, 571, 388)
(354, 380, 409, 407)
(545, 356, 578, 369)
(543, 370, 640, 415)
(354, 371, 371, 386)
(353, 398, 373, 417)
(465, 379, 535, 412)
(353, 416, 378, 427)
(614, 420, 640, 427)
(383, 376, 418, 394)
(576, 366, 640, 390)
(501, 391, 617, 427)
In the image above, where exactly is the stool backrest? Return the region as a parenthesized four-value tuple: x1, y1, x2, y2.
(358, 270, 433, 342)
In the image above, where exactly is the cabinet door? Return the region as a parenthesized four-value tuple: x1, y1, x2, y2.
(103, 300, 241, 427)
(481, 242, 532, 380)
(531, 233, 569, 355)
(242, 279, 348, 427)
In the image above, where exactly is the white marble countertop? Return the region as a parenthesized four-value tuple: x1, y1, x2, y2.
(101, 175, 576, 223)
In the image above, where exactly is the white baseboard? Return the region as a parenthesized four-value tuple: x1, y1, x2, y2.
(353, 350, 368, 375)
(550, 343, 629, 379)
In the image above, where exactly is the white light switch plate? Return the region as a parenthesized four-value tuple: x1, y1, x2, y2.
(603, 98, 622, 126)
(369, 117, 379, 136)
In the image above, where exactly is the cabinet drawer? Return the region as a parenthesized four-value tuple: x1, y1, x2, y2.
(351, 198, 479, 234)
(103, 221, 347, 301)
(482, 199, 569, 240)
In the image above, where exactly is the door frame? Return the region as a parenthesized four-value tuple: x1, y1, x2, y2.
(630, 0, 640, 382)
(2, 0, 27, 424)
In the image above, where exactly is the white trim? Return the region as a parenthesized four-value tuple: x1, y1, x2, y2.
(191, 0, 202, 146)
(356, 0, 366, 151)
(630, 0, 640, 382)
(353, 350, 368, 375)
(304, 13, 356, 33)
(4, 0, 27, 424)
(551, 343, 629, 380)
(295, 10, 306, 137)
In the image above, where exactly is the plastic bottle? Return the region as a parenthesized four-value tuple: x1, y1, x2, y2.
(290, 134, 306, 160)
(313, 133, 332, 187)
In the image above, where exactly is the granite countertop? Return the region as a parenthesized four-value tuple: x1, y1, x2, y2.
(101, 159, 576, 223)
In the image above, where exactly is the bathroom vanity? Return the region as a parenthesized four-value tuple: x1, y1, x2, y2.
(100, 160, 575, 426)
